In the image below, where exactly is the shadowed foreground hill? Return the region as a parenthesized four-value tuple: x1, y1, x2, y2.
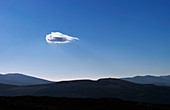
(0, 96, 170, 110)
(0, 78, 170, 104)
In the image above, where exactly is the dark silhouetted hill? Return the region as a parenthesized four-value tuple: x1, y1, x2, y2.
(122, 75, 170, 86)
(0, 96, 170, 110)
(0, 78, 170, 104)
(0, 73, 52, 85)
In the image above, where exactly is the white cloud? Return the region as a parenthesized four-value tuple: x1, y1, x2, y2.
(46, 32, 79, 44)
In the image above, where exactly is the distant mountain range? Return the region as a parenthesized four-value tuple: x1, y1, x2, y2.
(0, 73, 52, 85)
(121, 75, 170, 86)
(1, 73, 169, 87)
(0, 77, 170, 104)
(0, 73, 170, 104)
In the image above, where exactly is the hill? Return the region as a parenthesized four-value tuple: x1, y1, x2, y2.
(0, 96, 170, 110)
(122, 75, 170, 86)
(0, 73, 52, 85)
(0, 78, 170, 104)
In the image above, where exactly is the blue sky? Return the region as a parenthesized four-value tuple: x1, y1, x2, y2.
(0, 0, 169, 81)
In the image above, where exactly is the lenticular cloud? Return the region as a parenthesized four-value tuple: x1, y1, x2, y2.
(46, 32, 79, 44)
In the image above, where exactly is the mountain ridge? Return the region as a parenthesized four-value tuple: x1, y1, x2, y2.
(121, 75, 170, 86)
(0, 78, 170, 104)
(0, 73, 52, 85)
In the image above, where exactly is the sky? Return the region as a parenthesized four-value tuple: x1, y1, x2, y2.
(0, 0, 169, 81)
